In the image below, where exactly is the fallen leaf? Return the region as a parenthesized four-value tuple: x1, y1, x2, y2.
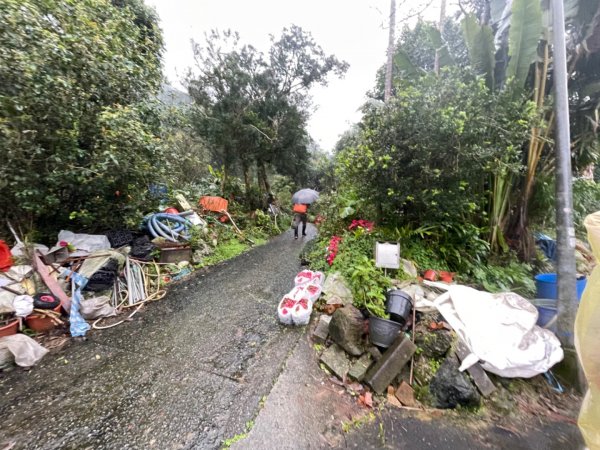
(346, 382, 364, 394)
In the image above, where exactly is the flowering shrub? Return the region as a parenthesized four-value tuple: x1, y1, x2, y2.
(348, 219, 374, 232)
(326, 236, 342, 265)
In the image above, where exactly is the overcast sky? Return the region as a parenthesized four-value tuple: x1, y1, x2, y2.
(145, 0, 445, 151)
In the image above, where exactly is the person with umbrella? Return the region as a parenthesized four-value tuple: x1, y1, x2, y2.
(291, 189, 319, 239)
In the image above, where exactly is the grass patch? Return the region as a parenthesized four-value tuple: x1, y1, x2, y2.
(199, 239, 249, 267)
(221, 420, 254, 449)
(341, 412, 376, 433)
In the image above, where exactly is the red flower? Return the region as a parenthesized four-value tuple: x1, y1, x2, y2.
(348, 219, 374, 232)
(326, 236, 342, 265)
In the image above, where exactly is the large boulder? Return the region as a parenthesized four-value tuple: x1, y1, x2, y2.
(328, 305, 366, 356)
(429, 356, 480, 409)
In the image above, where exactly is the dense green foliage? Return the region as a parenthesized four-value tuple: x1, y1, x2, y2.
(310, 0, 600, 300)
(336, 69, 535, 271)
(0, 0, 164, 235)
(0, 2, 333, 239)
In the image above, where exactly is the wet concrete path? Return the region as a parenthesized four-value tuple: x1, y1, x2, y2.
(0, 227, 315, 450)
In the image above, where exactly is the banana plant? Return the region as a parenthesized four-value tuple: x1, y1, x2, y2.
(462, 0, 600, 257)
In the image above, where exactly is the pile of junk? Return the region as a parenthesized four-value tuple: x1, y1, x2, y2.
(0, 194, 241, 370)
(304, 270, 574, 416)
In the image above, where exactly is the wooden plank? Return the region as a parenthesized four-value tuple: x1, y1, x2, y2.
(455, 338, 496, 397)
(33, 251, 71, 311)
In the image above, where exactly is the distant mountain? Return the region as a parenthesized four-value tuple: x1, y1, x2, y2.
(158, 83, 192, 106)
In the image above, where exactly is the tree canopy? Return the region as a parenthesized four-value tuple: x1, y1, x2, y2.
(187, 26, 348, 198)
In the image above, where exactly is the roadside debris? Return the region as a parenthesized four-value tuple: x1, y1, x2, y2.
(0, 334, 48, 368)
(308, 267, 571, 421)
(0, 194, 268, 370)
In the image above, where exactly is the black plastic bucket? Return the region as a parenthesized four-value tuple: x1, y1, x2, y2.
(369, 316, 402, 348)
(386, 290, 413, 325)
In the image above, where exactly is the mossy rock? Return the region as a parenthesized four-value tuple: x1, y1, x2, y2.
(415, 329, 454, 359)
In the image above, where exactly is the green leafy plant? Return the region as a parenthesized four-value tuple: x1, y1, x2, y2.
(465, 257, 535, 297)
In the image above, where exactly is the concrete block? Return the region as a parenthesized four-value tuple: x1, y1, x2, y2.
(319, 344, 351, 380)
(455, 339, 496, 397)
(348, 353, 373, 382)
(364, 335, 416, 394)
(312, 315, 331, 344)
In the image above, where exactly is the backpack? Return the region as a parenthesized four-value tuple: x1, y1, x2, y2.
(293, 203, 308, 214)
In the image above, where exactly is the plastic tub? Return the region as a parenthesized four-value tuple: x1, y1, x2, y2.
(534, 273, 587, 300)
(369, 316, 402, 348)
(386, 290, 413, 325)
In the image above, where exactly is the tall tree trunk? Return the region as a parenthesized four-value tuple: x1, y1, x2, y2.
(257, 160, 271, 194)
(242, 161, 251, 197)
(384, 0, 396, 102)
(434, 0, 447, 76)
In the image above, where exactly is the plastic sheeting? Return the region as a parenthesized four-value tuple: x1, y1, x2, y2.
(80, 296, 117, 320)
(431, 284, 564, 378)
(52, 230, 111, 257)
(0, 334, 48, 368)
(576, 212, 600, 449)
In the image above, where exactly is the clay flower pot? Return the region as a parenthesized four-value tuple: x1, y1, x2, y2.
(423, 269, 438, 281)
(0, 318, 19, 337)
(25, 305, 62, 333)
(439, 271, 455, 283)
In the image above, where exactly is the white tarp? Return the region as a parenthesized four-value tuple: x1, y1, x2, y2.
(429, 283, 563, 378)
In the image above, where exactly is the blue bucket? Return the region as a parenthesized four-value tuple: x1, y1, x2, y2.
(531, 299, 557, 332)
(534, 273, 587, 300)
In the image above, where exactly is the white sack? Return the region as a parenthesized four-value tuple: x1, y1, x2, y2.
(80, 296, 117, 320)
(0, 290, 16, 314)
(291, 298, 313, 325)
(0, 334, 48, 368)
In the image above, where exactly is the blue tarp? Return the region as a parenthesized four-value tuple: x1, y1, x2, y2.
(61, 269, 91, 337)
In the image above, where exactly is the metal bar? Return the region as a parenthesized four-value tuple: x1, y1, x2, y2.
(552, 0, 577, 349)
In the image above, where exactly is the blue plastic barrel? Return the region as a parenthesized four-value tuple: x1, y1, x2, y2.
(534, 273, 587, 300)
(531, 299, 558, 332)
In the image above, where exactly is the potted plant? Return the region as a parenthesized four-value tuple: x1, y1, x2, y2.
(346, 255, 401, 348)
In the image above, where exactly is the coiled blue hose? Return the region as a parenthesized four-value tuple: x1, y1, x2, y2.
(144, 213, 193, 242)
